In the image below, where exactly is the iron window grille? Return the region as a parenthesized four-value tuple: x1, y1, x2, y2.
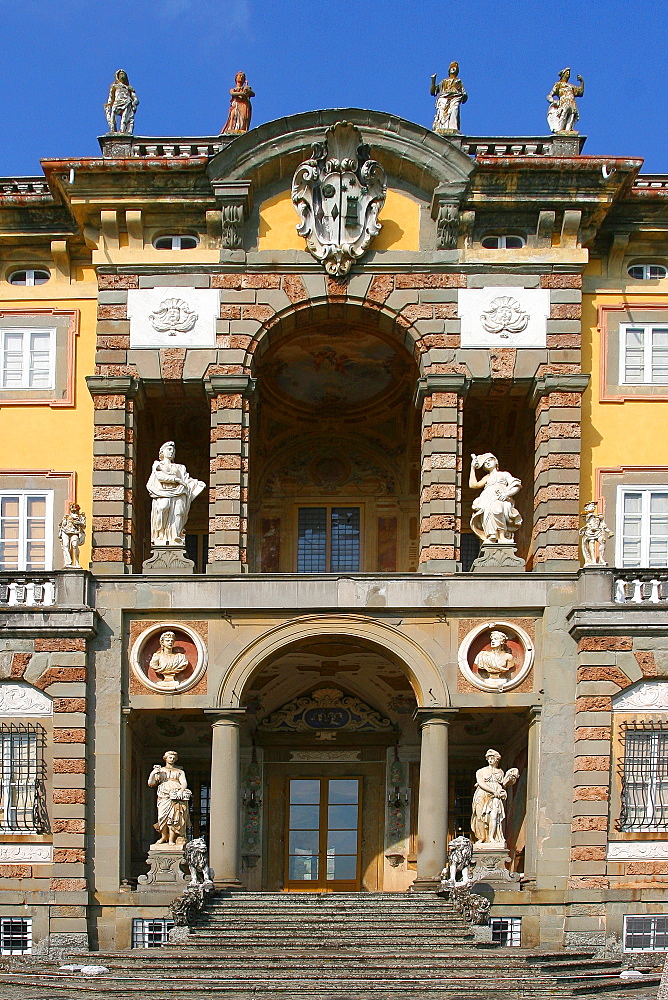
(624, 915, 668, 952)
(0, 917, 32, 955)
(0, 724, 48, 833)
(490, 917, 521, 947)
(132, 918, 174, 948)
(618, 722, 668, 832)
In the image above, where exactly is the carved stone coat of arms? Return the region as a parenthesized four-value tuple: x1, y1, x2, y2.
(292, 121, 387, 277)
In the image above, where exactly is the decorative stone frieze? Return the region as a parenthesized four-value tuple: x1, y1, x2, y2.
(0, 681, 52, 716)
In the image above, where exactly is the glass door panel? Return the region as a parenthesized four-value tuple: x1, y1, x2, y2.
(286, 777, 361, 890)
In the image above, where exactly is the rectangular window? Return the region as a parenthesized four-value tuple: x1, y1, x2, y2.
(624, 915, 668, 952)
(0, 329, 55, 390)
(617, 487, 668, 568)
(620, 324, 668, 384)
(620, 727, 668, 832)
(0, 724, 47, 833)
(132, 918, 174, 948)
(0, 492, 53, 571)
(0, 917, 32, 955)
(490, 917, 521, 947)
(297, 507, 360, 572)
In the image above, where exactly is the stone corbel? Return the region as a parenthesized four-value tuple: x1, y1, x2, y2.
(607, 231, 630, 278)
(459, 210, 475, 249)
(50, 239, 70, 280)
(414, 373, 471, 408)
(560, 209, 582, 249)
(530, 372, 590, 408)
(86, 374, 143, 403)
(211, 180, 252, 251)
(533, 210, 555, 249)
(204, 373, 257, 399)
(431, 183, 468, 250)
(100, 210, 120, 251)
(206, 210, 222, 249)
(125, 210, 143, 249)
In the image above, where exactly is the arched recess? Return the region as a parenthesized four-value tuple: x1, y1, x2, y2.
(217, 614, 449, 709)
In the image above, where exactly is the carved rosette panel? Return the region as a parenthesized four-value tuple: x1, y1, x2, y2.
(258, 687, 392, 734)
(130, 623, 207, 694)
(291, 122, 387, 276)
(458, 621, 534, 693)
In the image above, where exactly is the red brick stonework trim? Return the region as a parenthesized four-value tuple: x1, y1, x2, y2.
(34, 639, 85, 653)
(0, 866, 32, 878)
(634, 650, 658, 676)
(53, 759, 86, 774)
(34, 667, 86, 691)
(53, 789, 86, 804)
(10, 653, 31, 678)
(50, 878, 87, 891)
(578, 636, 633, 651)
(97, 274, 139, 289)
(53, 819, 85, 833)
(576, 665, 632, 688)
(540, 274, 582, 288)
(53, 729, 86, 743)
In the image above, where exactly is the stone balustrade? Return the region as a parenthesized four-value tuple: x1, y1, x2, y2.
(0, 571, 91, 609)
(614, 570, 668, 604)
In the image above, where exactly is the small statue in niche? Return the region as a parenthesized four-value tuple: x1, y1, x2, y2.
(148, 750, 192, 847)
(580, 501, 613, 567)
(474, 630, 515, 680)
(104, 69, 139, 135)
(469, 453, 522, 544)
(149, 631, 190, 690)
(546, 67, 584, 134)
(431, 62, 468, 134)
(471, 749, 519, 847)
(146, 441, 206, 547)
(58, 502, 86, 569)
(220, 72, 255, 134)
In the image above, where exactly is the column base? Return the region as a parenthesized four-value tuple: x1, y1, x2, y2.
(142, 546, 195, 574)
(471, 542, 525, 573)
(408, 876, 441, 892)
(213, 878, 246, 891)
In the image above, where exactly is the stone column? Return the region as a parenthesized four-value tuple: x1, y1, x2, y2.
(531, 373, 589, 572)
(205, 374, 256, 573)
(523, 706, 542, 884)
(413, 708, 456, 889)
(415, 375, 470, 573)
(208, 710, 245, 888)
(86, 375, 142, 574)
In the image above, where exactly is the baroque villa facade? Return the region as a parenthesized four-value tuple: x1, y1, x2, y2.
(1, 105, 668, 957)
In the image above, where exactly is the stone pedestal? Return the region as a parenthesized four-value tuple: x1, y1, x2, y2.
(470, 542, 525, 573)
(142, 546, 195, 575)
(469, 845, 521, 889)
(136, 846, 188, 890)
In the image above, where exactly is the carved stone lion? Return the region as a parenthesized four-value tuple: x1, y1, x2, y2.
(441, 835, 474, 887)
(183, 837, 213, 886)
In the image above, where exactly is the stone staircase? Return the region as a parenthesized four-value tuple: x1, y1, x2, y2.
(0, 892, 662, 999)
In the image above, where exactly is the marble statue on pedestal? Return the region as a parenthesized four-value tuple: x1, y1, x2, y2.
(220, 72, 255, 134)
(147, 441, 205, 547)
(580, 501, 613, 567)
(148, 751, 192, 846)
(469, 453, 522, 544)
(104, 70, 139, 135)
(471, 749, 519, 848)
(431, 63, 468, 134)
(546, 68, 584, 134)
(58, 503, 86, 568)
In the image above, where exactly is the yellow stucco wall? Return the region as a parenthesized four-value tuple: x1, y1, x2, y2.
(257, 188, 420, 252)
(0, 294, 96, 569)
(581, 291, 668, 502)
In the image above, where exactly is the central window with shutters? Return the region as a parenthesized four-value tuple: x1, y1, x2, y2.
(617, 487, 668, 567)
(620, 323, 668, 384)
(297, 507, 361, 572)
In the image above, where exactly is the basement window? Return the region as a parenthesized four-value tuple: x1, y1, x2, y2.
(628, 264, 668, 281)
(132, 918, 174, 948)
(618, 723, 668, 831)
(490, 917, 521, 947)
(481, 235, 525, 250)
(0, 918, 32, 955)
(8, 269, 50, 286)
(153, 235, 199, 250)
(624, 915, 668, 952)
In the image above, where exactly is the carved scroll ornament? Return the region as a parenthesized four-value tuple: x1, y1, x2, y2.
(292, 122, 387, 277)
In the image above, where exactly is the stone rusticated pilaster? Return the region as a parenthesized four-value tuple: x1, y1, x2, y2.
(87, 376, 141, 573)
(531, 374, 588, 571)
(205, 374, 256, 572)
(415, 374, 469, 572)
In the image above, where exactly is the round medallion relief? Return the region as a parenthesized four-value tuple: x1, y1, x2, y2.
(458, 621, 533, 693)
(130, 623, 207, 694)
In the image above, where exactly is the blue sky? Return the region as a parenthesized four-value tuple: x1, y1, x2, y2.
(1, 0, 666, 176)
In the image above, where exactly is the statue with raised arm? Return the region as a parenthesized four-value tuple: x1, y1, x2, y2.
(148, 751, 192, 846)
(471, 749, 519, 847)
(580, 501, 613, 567)
(220, 71, 255, 134)
(58, 502, 86, 568)
(546, 68, 584, 134)
(431, 62, 468, 134)
(104, 69, 139, 135)
(469, 453, 522, 544)
(147, 441, 205, 547)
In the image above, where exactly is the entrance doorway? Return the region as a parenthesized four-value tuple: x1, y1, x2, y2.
(286, 777, 361, 890)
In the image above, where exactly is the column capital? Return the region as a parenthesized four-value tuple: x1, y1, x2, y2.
(530, 372, 589, 407)
(205, 708, 247, 726)
(204, 374, 256, 399)
(86, 374, 142, 398)
(414, 374, 471, 407)
(414, 707, 458, 727)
